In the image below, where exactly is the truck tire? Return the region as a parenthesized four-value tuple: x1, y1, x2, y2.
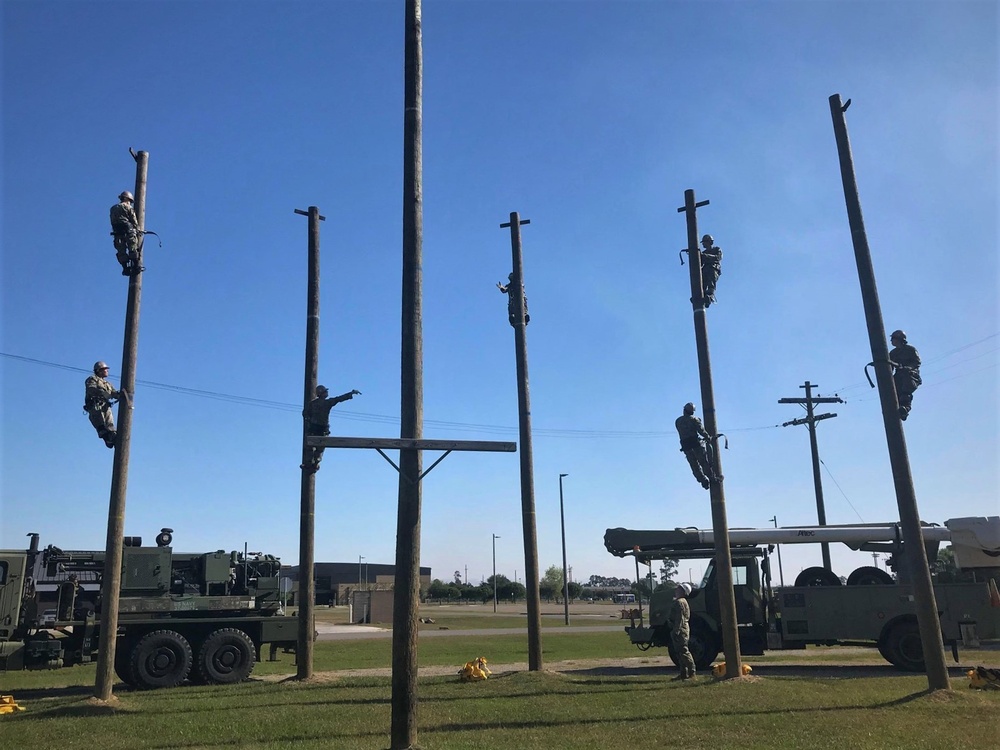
(196, 628, 256, 684)
(689, 620, 720, 671)
(883, 619, 924, 672)
(130, 630, 193, 689)
(114, 640, 135, 686)
(846, 566, 893, 586)
(794, 567, 842, 587)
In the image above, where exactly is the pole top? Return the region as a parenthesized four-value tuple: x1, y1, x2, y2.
(294, 208, 327, 220)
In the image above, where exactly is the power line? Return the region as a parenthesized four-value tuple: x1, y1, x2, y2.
(820, 459, 865, 523)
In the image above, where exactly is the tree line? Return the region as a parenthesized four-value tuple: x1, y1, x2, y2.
(424, 560, 681, 603)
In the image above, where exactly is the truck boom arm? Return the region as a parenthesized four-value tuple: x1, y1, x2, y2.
(605, 516, 1000, 569)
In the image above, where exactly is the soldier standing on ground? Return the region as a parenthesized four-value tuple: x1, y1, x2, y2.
(671, 583, 697, 680)
(84, 361, 121, 448)
(675, 402, 715, 490)
(110, 190, 143, 275)
(700, 234, 722, 307)
(302, 385, 361, 472)
(497, 273, 530, 326)
(889, 329, 921, 421)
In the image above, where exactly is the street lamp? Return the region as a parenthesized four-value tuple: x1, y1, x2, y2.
(559, 473, 570, 625)
(769, 517, 785, 587)
(492, 534, 501, 613)
(358, 555, 365, 590)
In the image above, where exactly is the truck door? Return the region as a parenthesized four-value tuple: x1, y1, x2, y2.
(700, 557, 757, 626)
(0, 553, 27, 639)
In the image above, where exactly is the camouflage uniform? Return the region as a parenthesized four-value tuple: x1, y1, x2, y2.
(890, 342, 921, 420)
(84, 374, 120, 448)
(700, 241, 722, 306)
(110, 199, 142, 272)
(670, 596, 696, 678)
(497, 275, 530, 327)
(302, 387, 358, 471)
(675, 413, 715, 489)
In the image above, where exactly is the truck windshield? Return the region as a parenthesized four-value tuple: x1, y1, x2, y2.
(699, 565, 713, 589)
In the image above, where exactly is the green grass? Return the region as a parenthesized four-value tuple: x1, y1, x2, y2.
(2, 669, 998, 749)
(3, 627, 998, 749)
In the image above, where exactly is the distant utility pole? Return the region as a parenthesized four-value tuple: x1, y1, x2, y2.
(676, 189, 742, 680)
(829, 92, 949, 691)
(769, 516, 785, 587)
(492, 534, 500, 613)
(779, 380, 844, 571)
(500, 211, 543, 671)
(393, 2, 424, 747)
(294, 205, 325, 680)
(95, 148, 148, 702)
(559, 473, 570, 626)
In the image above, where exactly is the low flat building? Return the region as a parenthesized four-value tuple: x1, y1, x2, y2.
(282, 562, 431, 606)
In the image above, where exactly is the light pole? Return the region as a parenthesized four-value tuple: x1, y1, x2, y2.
(769, 517, 785, 587)
(559, 473, 570, 625)
(359, 555, 365, 590)
(492, 534, 501, 613)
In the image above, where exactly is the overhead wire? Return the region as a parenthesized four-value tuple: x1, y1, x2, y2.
(3, 336, 996, 438)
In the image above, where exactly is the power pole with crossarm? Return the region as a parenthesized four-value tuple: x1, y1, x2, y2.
(779, 380, 844, 572)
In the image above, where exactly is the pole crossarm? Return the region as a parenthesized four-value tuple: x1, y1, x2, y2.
(306, 436, 516, 484)
(306, 437, 515, 452)
(778, 397, 844, 404)
(781, 412, 838, 428)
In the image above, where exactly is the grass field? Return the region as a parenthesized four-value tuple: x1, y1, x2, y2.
(2, 612, 999, 749)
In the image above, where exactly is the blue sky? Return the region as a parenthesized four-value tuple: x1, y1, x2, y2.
(2, 0, 997, 589)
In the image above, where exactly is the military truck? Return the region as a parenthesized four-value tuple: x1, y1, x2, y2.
(604, 516, 1000, 672)
(0, 528, 297, 689)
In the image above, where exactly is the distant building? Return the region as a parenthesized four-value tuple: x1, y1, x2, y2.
(282, 562, 432, 606)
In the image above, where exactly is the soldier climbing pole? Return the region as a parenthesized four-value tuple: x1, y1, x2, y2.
(94, 149, 148, 702)
(828, 93, 949, 691)
(294, 205, 325, 680)
(676, 189, 742, 680)
(499, 211, 543, 671)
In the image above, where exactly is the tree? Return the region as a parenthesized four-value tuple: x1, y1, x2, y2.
(567, 581, 583, 601)
(540, 565, 563, 601)
(657, 559, 680, 590)
(453, 570, 463, 585)
(426, 579, 451, 600)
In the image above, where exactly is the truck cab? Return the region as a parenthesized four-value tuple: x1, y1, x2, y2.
(626, 551, 772, 670)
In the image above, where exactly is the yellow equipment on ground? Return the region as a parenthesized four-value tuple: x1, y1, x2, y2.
(0, 695, 25, 715)
(459, 656, 492, 681)
(967, 666, 1000, 690)
(712, 663, 753, 677)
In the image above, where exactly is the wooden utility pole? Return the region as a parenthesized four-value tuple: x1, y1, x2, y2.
(94, 149, 148, 701)
(392, 0, 423, 746)
(676, 189, 742, 679)
(828, 93, 949, 690)
(779, 380, 844, 571)
(294, 205, 325, 679)
(501, 211, 544, 671)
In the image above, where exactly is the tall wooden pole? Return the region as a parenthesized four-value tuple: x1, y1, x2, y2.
(295, 205, 324, 679)
(828, 93, 949, 690)
(94, 149, 148, 701)
(677, 189, 742, 679)
(391, 0, 424, 746)
(501, 211, 543, 670)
